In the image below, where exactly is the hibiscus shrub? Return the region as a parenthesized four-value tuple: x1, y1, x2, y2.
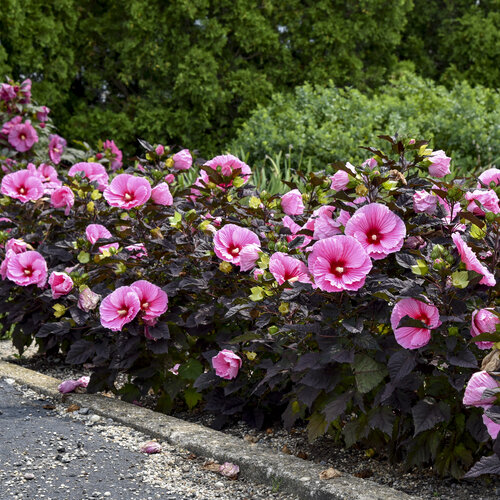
(1, 78, 500, 479)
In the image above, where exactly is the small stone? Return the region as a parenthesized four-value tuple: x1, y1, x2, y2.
(24, 473, 35, 480)
(104, 492, 111, 497)
(5, 378, 15, 385)
(79, 408, 90, 415)
(57, 447, 66, 453)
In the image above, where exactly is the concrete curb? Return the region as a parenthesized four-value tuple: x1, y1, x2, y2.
(0, 360, 421, 500)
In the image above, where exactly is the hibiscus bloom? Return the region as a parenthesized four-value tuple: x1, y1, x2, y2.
(172, 149, 192, 171)
(390, 298, 441, 350)
(452, 234, 496, 287)
(213, 224, 260, 266)
(124, 243, 148, 260)
(312, 206, 343, 240)
(307, 235, 372, 292)
(478, 168, 500, 188)
(6, 250, 48, 288)
(103, 174, 151, 209)
(428, 150, 451, 177)
(483, 415, 500, 439)
(238, 244, 261, 272)
(281, 189, 304, 215)
(48, 134, 66, 165)
(51, 186, 74, 215)
(463, 371, 498, 407)
(85, 224, 112, 245)
(269, 252, 310, 285)
(0, 83, 16, 101)
(464, 189, 500, 216)
(68, 162, 109, 191)
(36, 106, 50, 122)
(205, 154, 251, 185)
(99, 286, 141, 331)
(471, 309, 500, 350)
(151, 182, 173, 206)
(413, 190, 437, 215)
(48, 272, 74, 299)
(344, 203, 406, 260)
(103, 139, 123, 171)
(130, 280, 168, 325)
(5, 238, 30, 254)
(8, 122, 38, 152)
(1, 170, 44, 203)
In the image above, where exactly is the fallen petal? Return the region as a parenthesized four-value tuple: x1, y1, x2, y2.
(319, 467, 342, 480)
(140, 441, 162, 454)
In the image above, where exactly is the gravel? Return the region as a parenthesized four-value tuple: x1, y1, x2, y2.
(0, 376, 298, 500)
(2, 340, 500, 500)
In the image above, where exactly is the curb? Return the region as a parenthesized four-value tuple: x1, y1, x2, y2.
(0, 360, 421, 500)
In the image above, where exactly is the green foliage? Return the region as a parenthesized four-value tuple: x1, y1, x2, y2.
(230, 72, 500, 176)
(1, 0, 414, 155)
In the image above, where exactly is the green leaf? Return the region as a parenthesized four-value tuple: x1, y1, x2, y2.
(411, 259, 428, 276)
(77, 251, 90, 264)
(249, 286, 264, 301)
(178, 359, 203, 381)
(228, 332, 262, 344)
(307, 412, 328, 442)
(184, 388, 202, 410)
(470, 224, 486, 239)
(353, 354, 388, 394)
(451, 270, 469, 289)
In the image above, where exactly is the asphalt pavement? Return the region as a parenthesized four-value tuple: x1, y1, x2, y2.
(0, 378, 185, 500)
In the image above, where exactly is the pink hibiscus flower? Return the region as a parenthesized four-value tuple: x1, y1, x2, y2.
(6, 250, 47, 288)
(0, 250, 15, 280)
(312, 206, 343, 240)
(0, 83, 16, 101)
(48, 134, 66, 165)
(48, 272, 74, 299)
(8, 122, 38, 152)
(212, 350, 242, 380)
(51, 186, 74, 215)
(269, 252, 310, 285)
(99, 286, 141, 331)
(205, 154, 252, 185)
(464, 189, 500, 216)
(85, 224, 112, 245)
(428, 150, 451, 177)
(1, 116, 22, 138)
(471, 309, 500, 350)
(307, 235, 372, 292)
(213, 224, 261, 266)
(130, 280, 168, 325)
(478, 168, 500, 188)
(36, 106, 50, 122)
(103, 174, 151, 209)
(344, 203, 406, 260)
(151, 182, 173, 206)
(463, 371, 498, 407)
(172, 149, 192, 171)
(413, 190, 437, 215)
(483, 415, 500, 439)
(1, 170, 44, 203)
(68, 162, 109, 191)
(452, 234, 496, 287)
(5, 238, 30, 254)
(281, 189, 304, 215)
(390, 298, 441, 350)
(238, 244, 261, 272)
(103, 139, 123, 171)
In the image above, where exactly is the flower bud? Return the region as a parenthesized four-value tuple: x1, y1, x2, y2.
(77, 287, 101, 312)
(219, 462, 239, 478)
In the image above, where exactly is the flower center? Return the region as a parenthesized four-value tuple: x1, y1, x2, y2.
(20, 133, 26, 141)
(19, 187, 26, 194)
(330, 261, 346, 277)
(141, 302, 149, 310)
(229, 246, 240, 255)
(124, 193, 133, 201)
(415, 314, 430, 326)
(117, 308, 128, 316)
(367, 230, 379, 242)
(53, 147, 60, 153)
(45, 176, 51, 181)
(24, 268, 32, 276)
(288, 276, 299, 283)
